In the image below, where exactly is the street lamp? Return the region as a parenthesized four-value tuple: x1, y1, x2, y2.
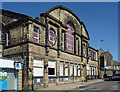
(98, 40, 104, 79)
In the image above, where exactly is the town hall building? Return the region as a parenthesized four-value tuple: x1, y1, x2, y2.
(1, 5, 98, 90)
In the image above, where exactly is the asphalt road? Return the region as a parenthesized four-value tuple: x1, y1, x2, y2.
(71, 80, 120, 92)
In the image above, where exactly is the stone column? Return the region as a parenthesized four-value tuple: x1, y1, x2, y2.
(56, 60, 59, 85)
(73, 63, 74, 83)
(28, 53, 34, 90)
(44, 57, 48, 88)
(18, 70, 22, 90)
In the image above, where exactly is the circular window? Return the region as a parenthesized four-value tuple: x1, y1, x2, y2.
(49, 29, 56, 45)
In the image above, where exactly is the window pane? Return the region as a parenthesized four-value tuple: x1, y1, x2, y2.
(33, 27, 39, 43)
(49, 29, 56, 45)
(48, 68, 55, 75)
(66, 24, 74, 54)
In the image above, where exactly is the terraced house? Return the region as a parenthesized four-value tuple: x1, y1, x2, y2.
(1, 5, 98, 90)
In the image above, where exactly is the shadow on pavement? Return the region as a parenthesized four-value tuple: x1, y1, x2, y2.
(104, 77, 120, 81)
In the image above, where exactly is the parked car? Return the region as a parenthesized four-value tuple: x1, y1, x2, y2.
(112, 73, 120, 80)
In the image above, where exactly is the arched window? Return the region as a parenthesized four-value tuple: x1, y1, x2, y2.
(66, 22, 74, 53)
(49, 28, 56, 45)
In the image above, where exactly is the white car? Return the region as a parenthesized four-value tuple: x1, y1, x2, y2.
(112, 73, 120, 80)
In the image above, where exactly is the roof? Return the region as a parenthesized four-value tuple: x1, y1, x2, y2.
(45, 5, 90, 40)
(89, 46, 98, 52)
(1, 9, 46, 27)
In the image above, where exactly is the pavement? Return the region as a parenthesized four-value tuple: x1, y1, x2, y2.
(38, 79, 104, 90)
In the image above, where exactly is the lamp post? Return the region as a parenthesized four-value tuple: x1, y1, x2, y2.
(98, 40, 104, 79)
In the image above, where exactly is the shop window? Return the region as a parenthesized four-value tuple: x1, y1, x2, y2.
(33, 27, 39, 43)
(49, 28, 56, 45)
(66, 23, 74, 54)
(48, 68, 55, 75)
(74, 64, 77, 76)
(70, 63, 73, 76)
(59, 62, 63, 76)
(78, 65, 80, 76)
(33, 59, 44, 76)
(48, 60, 56, 76)
(6, 32, 10, 46)
(65, 63, 68, 76)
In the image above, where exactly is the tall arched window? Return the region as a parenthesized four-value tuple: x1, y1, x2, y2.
(66, 22, 74, 53)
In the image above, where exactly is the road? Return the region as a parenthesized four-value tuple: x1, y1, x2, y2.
(72, 80, 120, 92)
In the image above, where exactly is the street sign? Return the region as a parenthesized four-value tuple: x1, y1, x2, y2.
(104, 66, 109, 69)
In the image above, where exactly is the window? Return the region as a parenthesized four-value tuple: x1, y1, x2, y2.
(66, 24, 74, 54)
(61, 31, 64, 50)
(33, 59, 44, 76)
(94, 52, 96, 60)
(48, 60, 56, 76)
(70, 63, 73, 76)
(65, 63, 68, 76)
(6, 32, 10, 46)
(60, 62, 63, 76)
(48, 68, 55, 75)
(33, 27, 39, 43)
(83, 44, 85, 56)
(92, 51, 94, 60)
(74, 64, 77, 76)
(89, 50, 91, 60)
(49, 29, 56, 45)
(76, 38, 79, 55)
(78, 65, 80, 76)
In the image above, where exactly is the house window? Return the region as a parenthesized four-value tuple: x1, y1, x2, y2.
(76, 38, 79, 55)
(33, 27, 39, 43)
(6, 32, 10, 46)
(48, 60, 56, 76)
(49, 29, 56, 45)
(66, 23, 74, 54)
(83, 44, 85, 56)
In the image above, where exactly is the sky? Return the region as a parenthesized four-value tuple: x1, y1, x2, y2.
(2, 2, 118, 62)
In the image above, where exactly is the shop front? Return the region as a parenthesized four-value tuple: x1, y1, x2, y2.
(0, 58, 23, 91)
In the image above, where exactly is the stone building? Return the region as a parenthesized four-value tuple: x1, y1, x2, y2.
(1, 5, 98, 90)
(87, 46, 98, 80)
(99, 48, 113, 69)
(113, 60, 120, 74)
(99, 49, 113, 78)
